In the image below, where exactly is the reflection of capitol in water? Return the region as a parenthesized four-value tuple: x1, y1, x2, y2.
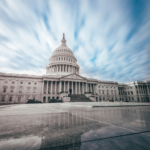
(0, 107, 150, 149)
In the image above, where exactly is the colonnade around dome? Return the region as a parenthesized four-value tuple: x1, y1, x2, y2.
(46, 64, 79, 75)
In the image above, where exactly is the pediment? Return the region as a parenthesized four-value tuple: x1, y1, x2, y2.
(61, 74, 86, 80)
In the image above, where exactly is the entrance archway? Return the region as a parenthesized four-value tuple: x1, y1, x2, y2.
(43, 97, 46, 103)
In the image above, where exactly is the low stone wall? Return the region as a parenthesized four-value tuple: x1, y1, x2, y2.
(84, 93, 96, 102)
(63, 97, 70, 102)
(89, 96, 96, 102)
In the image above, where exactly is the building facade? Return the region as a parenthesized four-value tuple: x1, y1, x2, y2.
(0, 34, 150, 104)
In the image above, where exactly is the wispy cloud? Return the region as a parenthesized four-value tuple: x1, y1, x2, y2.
(0, 0, 150, 82)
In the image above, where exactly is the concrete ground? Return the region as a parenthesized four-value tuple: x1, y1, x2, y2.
(0, 102, 150, 150)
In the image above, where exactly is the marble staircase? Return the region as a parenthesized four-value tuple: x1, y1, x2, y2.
(68, 94, 92, 102)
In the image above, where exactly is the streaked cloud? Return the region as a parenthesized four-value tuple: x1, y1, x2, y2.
(0, 0, 150, 82)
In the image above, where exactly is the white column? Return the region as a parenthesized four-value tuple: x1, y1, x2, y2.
(93, 84, 95, 95)
(83, 82, 84, 94)
(140, 86, 142, 94)
(55, 81, 57, 94)
(64, 81, 65, 92)
(85, 83, 87, 93)
(147, 86, 149, 94)
(51, 81, 53, 94)
(90, 83, 91, 92)
(142, 86, 144, 94)
(75, 82, 77, 94)
(145, 86, 147, 94)
(46, 81, 48, 94)
(68, 81, 69, 93)
(57, 65, 58, 72)
(42, 81, 44, 94)
(59, 81, 62, 93)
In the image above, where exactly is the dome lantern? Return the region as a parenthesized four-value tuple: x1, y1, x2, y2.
(61, 33, 66, 46)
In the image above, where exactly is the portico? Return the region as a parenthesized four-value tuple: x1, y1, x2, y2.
(42, 73, 97, 101)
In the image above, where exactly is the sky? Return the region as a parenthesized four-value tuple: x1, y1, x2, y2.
(0, 0, 150, 83)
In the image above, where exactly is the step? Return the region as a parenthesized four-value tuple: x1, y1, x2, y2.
(68, 94, 92, 102)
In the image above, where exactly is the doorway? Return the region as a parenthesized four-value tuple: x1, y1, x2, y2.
(69, 89, 72, 94)
(43, 97, 46, 103)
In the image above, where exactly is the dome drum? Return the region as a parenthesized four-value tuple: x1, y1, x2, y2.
(46, 64, 79, 75)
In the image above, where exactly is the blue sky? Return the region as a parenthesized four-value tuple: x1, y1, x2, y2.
(0, 0, 150, 83)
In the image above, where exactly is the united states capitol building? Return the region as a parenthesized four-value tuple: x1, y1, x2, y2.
(0, 34, 150, 104)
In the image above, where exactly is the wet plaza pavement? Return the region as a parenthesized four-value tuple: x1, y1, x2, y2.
(0, 103, 150, 150)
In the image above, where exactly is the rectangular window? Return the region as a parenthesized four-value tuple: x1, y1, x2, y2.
(12, 81, 15, 84)
(33, 88, 36, 93)
(18, 97, 21, 101)
(114, 90, 116, 95)
(99, 90, 101, 94)
(27, 88, 30, 93)
(131, 91, 133, 95)
(2, 97, 5, 101)
(111, 90, 113, 94)
(102, 90, 104, 94)
(3, 88, 6, 92)
(107, 90, 109, 95)
(9, 97, 12, 101)
(11, 89, 13, 93)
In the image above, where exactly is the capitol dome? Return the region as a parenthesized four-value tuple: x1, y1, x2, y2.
(46, 33, 80, 76)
